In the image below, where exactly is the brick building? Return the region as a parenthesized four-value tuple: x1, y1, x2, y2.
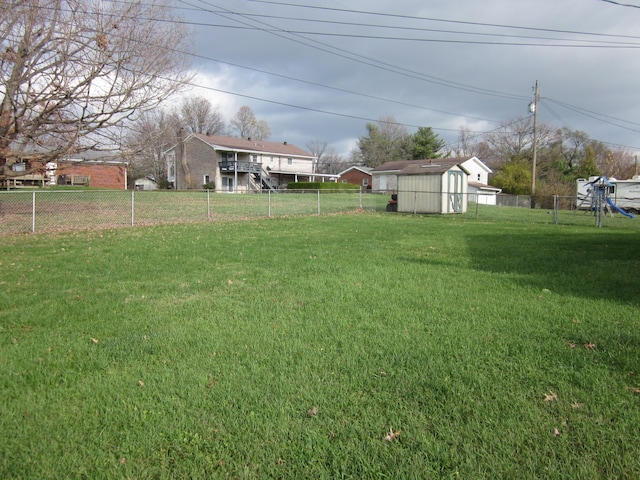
(337, 166, 373, 190)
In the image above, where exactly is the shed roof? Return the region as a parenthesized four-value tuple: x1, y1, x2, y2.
(372, 157, 480, 173)
(398, 163, 466, 175)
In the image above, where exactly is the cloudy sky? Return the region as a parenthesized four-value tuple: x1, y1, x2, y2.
(177, 0, 640, 157)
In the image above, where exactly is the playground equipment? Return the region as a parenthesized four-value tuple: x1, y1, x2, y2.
(577, 176, 635, 227)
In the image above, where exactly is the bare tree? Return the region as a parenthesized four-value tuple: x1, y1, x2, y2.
(0, 0, 193, 181)
(481, 116, 554, 168)
(124, 109, 180, 186)
(179, 96, 226, 136)
(455, 126, 483, 158)
(306, 140, 348, 174)
(229, 105, 271, 140)
(306, 140, 328, 174)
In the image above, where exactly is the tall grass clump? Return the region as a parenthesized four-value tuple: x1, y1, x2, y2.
(1, 210, 639, 478)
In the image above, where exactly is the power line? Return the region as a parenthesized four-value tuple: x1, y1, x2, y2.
(169, 10, 640, 47)
(247, 0, 640, 41)
(179, 0, 529, 101)
(599, 0, 640, 8)
(182, 23, 640, 48)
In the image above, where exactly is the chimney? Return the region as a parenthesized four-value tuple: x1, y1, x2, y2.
(283, 141, 287, 145)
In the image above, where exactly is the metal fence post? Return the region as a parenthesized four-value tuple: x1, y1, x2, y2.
(207, 190, 211, 221)
(359, 188, 363, 209)
(32, 190, 36, 233)
(317, 190, 320, 216)
(131, 190, 135, 227)
(268, 190, 271, 218)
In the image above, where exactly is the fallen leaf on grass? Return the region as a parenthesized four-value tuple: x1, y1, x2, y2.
(565, 341, 576, 349)
(554, 428, 561, 437)
(584, 342, 596, 350)
(571, 402, 582, 409)
(307, 406, 318, 417)
(627, 386, 640, 394)
(120, 458, 126, 465)
(138, 380, 144, 387)
(543, 391, 558, 402)
(90, 338, 99, 344)
(384, 427, 400, 442)
(227, 279, 233, 285)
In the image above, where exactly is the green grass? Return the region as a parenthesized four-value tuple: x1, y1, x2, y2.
(1, 211, 639, 478)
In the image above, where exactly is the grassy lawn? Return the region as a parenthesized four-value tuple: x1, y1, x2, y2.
(1, 210, 639, 478)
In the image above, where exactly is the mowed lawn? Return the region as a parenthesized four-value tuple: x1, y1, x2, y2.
(1, 210, 639, 478)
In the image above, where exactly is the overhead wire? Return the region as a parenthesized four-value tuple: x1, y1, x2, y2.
(179, 0, 529, 101)
(247, 0, 640, 41)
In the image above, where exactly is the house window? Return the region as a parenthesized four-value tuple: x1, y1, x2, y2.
(477, 173, 481, 181)
(12, 162, 26, 172)
(252, 155, 258, 162)
(270, 156, 274, 165)
(342, 179, 347, 183)
(204, 174, 210, 185)
(362, 178, 369, 187)
(287, 158, 293, 166)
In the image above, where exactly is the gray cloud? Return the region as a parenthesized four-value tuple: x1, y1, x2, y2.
(181, 0, 640, 156)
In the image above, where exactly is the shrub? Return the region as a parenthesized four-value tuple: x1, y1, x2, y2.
(287, 182, 359, 191)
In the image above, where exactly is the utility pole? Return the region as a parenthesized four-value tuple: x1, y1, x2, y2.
(530, 80, 539, 201)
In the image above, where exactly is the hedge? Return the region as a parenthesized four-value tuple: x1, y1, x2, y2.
(287, 182, 360, 191)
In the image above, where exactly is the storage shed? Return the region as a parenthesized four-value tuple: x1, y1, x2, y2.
(397, 161, 469, 214)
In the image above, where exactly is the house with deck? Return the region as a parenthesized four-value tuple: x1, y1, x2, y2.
(164, 134, 322, 191)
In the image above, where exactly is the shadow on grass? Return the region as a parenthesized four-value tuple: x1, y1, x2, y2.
(465, 231, 640, 307)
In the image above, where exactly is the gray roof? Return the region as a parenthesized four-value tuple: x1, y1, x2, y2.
(194, 134, 314, 158)
(398, 163, 467, 175)
(372, 158, 468, 173)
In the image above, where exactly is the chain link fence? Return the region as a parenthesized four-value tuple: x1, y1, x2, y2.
(0, 190, 390, 235)
(1, 189, 638, 235)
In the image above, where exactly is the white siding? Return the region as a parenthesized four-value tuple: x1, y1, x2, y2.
(397, 166, 468, 214)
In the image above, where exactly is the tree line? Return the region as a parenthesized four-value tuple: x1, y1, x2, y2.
(348, 115, 637, 195)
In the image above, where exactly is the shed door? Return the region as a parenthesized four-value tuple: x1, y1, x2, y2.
(448, 171, 464, 213)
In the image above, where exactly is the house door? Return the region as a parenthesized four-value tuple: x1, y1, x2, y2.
(223, 177, 234, 192)
(448, 171, 464, 213)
